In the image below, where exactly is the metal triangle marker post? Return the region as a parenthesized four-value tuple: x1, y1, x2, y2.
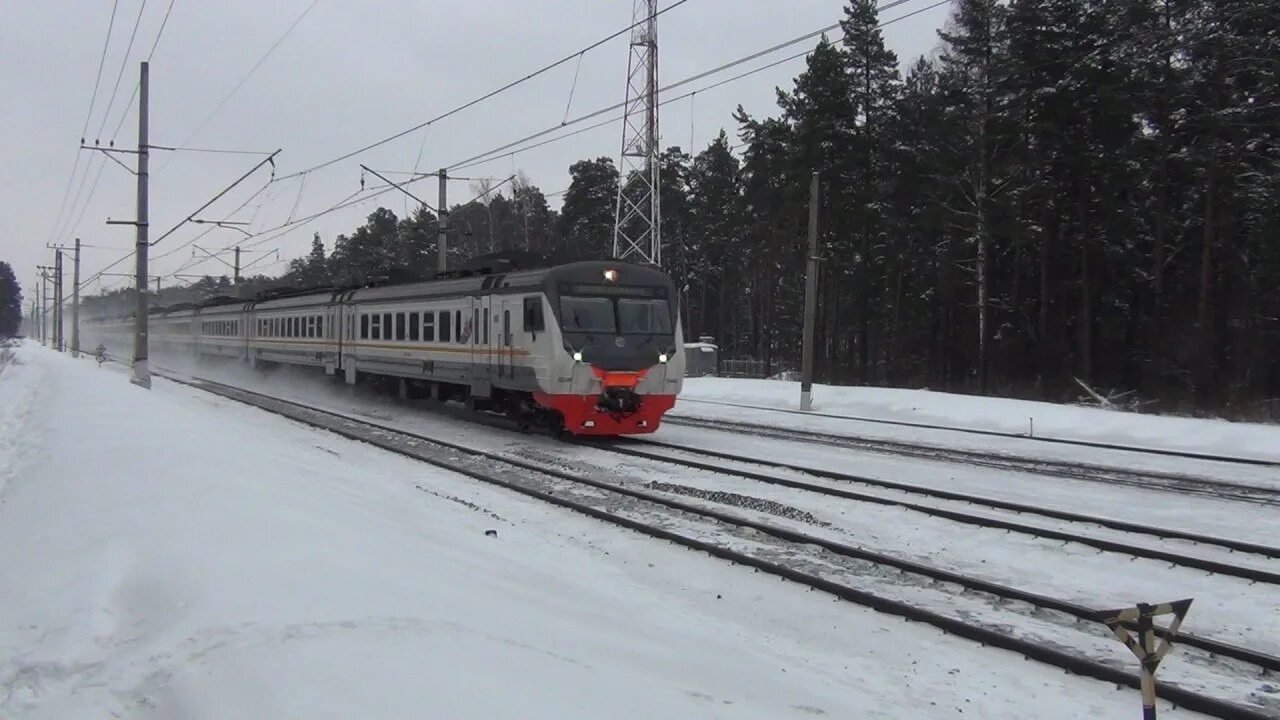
(1098, 598, 1193, 720)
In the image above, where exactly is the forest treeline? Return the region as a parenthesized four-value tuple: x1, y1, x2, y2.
(86, 0, 1279, 417)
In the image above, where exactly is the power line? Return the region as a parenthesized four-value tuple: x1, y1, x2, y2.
(448, 0, 944, 174)
(146, 0, 177, 61)
(224, 0, 940, 258)
(57, 2, 177, 246)
(151, 181, 273, 263)
(161, 0, 321, 167)
(274, 0, 694, 181)
(95, 0, 149, 141)
(150, 151, 281, 246)
(48, 1, 122, 244)
(82, 0, 122, 139)
(177, 0, 946, 276)
(148, 144, 277, 155)
(57, 0, 148, 246)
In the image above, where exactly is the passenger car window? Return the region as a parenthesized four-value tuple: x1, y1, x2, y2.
(360, 314, 369, 340)
(439, 311, 451, 343)
(560, 296, 615, 333)
(396, 313, 406, 341)
(523, 297, 544, 332)
(423, 312, 435, 342)
(409, 312, 419, 341)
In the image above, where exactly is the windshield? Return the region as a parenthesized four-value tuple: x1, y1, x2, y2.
(560, 296, 616, 333)
(618, 299, 672, 334)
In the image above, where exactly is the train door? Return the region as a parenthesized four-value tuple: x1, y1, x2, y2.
(498, 296, 518, 382)
(324, 301, 339, 372)
(469, 295, 491, 398)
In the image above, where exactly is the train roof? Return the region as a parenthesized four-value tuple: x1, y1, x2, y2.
(92, 258, 672, 320)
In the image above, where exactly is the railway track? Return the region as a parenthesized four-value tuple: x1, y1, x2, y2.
(665, 414, 1280, 506)
(598, 436, 1280, 574)
(152, 371, 1278, 720)
(676, 397, 1280, 467)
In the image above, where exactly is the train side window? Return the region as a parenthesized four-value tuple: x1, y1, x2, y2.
(408, 312, 419, 341)
(455, 310, 463, 344)
(360, 314, 369, 340)
(395, 313, 406, 341)
(439, 311, 451, 343)
(474, 310, 480, 345)
(503, 310, 511, 346)
(382, 313, 392, 340)
(484, 310, 490, 344)
(370, 313, 381, 340)
(423, 312, 435, 342)
(523, 297, 544, 333)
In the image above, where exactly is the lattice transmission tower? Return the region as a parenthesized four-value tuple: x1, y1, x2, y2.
(612, 0, 661, 266)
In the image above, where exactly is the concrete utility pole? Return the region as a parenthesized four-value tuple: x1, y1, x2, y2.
(37, 266, 51, 346)
(71, 238, 81, 357)
(233, 245, 241, 283)
(54, 250, 64, 351)
(800, 171, 820, 411)
(437, 168, 448, 274)
(133, 61, 151, 388)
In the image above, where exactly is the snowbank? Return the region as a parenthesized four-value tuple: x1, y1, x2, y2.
(679, 377, 1280, 461)
(0, 344, 1205, 718)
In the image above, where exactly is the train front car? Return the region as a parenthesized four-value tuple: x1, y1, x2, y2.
(536, 261, 684, 435)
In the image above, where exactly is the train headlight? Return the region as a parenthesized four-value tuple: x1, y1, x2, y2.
(573, 350, 583, 362)
(658, 353, 668, 363)
(603, 268, 618, 282)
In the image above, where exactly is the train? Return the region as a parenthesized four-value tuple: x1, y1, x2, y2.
(85, 258, 685, 435)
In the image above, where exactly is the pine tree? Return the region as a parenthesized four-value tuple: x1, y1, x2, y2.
(557, 158, 619, 260)
(937, 0, 1010, 392)
(842, 0, 902, 383)
(686, 132, 742, 346)
(777, 38, 858, 380)
(0, 261, 22, 337)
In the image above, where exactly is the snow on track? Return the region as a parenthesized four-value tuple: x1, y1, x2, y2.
(0, 343, 1226, 719)
(676, 378, 1280, 474)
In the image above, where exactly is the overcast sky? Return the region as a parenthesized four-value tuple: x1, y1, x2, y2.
(1, 0, 951, 300)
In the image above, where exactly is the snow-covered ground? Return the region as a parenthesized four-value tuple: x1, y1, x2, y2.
(0, 343, 1227, 719)
(676, 377, 1280, 470)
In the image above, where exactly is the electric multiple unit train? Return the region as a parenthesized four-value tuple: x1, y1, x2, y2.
(86, 259, 685, 435)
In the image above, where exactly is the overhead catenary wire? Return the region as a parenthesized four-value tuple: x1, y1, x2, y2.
(447, 0, 946, 174)
(94, 0, 149, 142)
(55, 0, 180, 247)
(150, 150, 281, 247)
(215, 0, 943, 261)
(147, 144, 278, 155)
(158, 0, 321, 174)
(48, 1, 122, 244)
(273, 0, 694, 181)
(178, 0, 946, 277)
(145, 0, 177, 61)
